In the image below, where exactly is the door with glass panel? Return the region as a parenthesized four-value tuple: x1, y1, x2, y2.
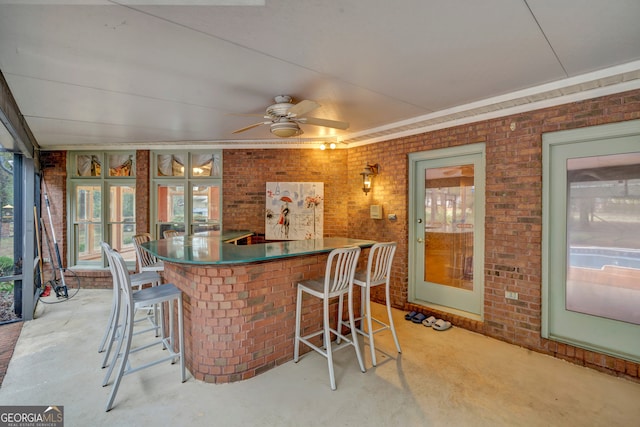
(543, 122, 640, 362)
(409, 145, 485, 318)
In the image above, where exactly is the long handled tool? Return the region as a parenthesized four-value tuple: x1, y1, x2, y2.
(33, 206, 45, 294)
(42, 186, 68, 298)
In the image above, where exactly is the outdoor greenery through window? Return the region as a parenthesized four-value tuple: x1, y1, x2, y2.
(0, 151, 16, 322)
(68, 152, 136, 267)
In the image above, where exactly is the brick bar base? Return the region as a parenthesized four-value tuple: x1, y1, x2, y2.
(163, 253, 361, 384)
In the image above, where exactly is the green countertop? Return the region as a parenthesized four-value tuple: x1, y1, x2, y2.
(141, 231, 375, 265)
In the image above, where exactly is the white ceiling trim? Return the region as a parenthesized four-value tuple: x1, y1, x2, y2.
(344, 60, 640, 147)
(45, 135, 340, 151)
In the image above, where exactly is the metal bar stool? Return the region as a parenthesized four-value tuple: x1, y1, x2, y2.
(101, 244, 186, 412)
(98, 242, 162, 366)
(132, 233, 164, 330)
(294, 246, 366, 390)
(340, 242, 401, 366)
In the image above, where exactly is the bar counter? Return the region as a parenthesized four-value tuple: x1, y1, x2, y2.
(142, 232, 375, 383)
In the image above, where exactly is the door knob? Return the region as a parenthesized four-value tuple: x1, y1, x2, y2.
(417, 238, 423, 243)
(417, 218, 423, 223)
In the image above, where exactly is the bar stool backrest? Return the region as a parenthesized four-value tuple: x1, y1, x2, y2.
(325, 246, 361, 294)
(366, 242, 397, 284)
(133, 233, 157, 271)
(163, 230, 180, 239)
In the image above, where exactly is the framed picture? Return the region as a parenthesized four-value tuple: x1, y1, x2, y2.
(265, 182, 323, 240)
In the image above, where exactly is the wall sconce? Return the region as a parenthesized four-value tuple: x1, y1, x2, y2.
(360, 163, 379, 194)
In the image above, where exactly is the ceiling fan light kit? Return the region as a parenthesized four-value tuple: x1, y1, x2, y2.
(232, 95, 349, 138)
(270, 120, 302, 138)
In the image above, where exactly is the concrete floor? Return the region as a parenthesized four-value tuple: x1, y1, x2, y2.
(1, 290, 639, 427)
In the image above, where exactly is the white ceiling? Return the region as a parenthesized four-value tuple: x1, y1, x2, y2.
(0, 0, 639, 150)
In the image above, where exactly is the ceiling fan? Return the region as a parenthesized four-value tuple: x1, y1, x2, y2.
(231, 95, 349, 138)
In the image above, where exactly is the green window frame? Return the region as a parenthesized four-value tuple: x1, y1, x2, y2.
(150, 150, 222, 238)
(67, 152, 136, 268)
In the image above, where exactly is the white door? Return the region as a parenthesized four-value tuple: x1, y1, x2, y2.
(409, 145, 485, 319)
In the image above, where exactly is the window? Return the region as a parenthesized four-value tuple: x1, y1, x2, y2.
(151, 151, 222, 238)
(68, 152, 136, 267)
(0, 151, 18, 321)
(543, 120, 640, 363)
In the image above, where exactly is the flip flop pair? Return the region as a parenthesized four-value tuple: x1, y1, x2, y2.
(404, 311, 418, 320)
(422, 316, 452, 331)
(405, 311, 428, 324)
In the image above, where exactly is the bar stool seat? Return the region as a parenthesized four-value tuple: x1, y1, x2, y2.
(294, 246, 366, 390)
(340, 242, 401, 366)
(101, 243, 186, 412)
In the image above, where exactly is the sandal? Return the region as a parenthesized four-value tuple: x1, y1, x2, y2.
(422, 316, 437, 327)
(433, 319, 452, 331)
(404, 311, 418, 321)
(411, 313, 427, 324)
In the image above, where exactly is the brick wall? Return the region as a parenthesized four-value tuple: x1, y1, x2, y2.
(135, 150, 151, 234)
(349, 88, 640, 381)
(222, 148, 348, 237)
(40, 151, 67, 267)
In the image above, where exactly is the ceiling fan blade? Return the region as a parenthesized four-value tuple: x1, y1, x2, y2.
(287, 99, 320, 117)
(297, 116, 350, 130)
(232, 122, 267, 134)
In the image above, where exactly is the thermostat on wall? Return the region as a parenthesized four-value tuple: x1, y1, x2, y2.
(370, 205, 383, 219)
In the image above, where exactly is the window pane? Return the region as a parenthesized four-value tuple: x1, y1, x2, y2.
(157, 154, 185, 176)
(191, 153, 221, 177)
(567, 153, 640, 325)
(109, 185, 135, 223)
(75, 185, 101, 221)
(74, 185, 102, 262)
(191, 185, 220, 234)
(0, 152, 18, 321)
(110, 224, 136, 262)
(0, 152, 14, 274)
(158, 223, 185, 238)
(424, 165, 474, 290)
(109, 185, 136, 261)
(108, 154, 134, 177)
(76, 154, 101, 177)
(157, 185, 184, 223)
(75, 223, 102, 262)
